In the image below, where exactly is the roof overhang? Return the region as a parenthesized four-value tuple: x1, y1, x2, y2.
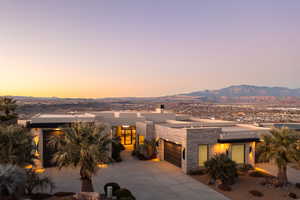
(28, 122, 72, 129)
(218, 138, 260, 143)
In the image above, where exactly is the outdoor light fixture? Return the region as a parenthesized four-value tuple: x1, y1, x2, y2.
(122, 125, 130, 128)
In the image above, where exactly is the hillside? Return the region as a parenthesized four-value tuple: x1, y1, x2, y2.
(182, 85, 300, 97)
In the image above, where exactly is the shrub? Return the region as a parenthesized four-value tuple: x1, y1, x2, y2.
(112, 137, 125, 162)
(0, 165, 26, 198)
(25, 169, 55, 195)
(296, 183, 300, 189)
(204, 154, 238, 185)
(218, 184, 232, 191)
(249, 190, 264, 197)
(104, 182, 121, 196)
(288, 192, 297, 199)
(115, 188, 135, 200)
(135, 139, 158, 160)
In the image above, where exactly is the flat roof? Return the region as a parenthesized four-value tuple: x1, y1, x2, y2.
(30, 113, 95, 124)
(36, 113, 95, 118)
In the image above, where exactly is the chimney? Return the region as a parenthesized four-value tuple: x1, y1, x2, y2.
(160, 104, 165, 114)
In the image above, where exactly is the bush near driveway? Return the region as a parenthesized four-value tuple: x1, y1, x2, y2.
(204, 153, 238, 185)
(115, 188, 136, 200)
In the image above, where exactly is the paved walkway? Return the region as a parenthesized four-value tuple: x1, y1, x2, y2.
(45, 151, 229, 200)
(256, 163, 300, 184)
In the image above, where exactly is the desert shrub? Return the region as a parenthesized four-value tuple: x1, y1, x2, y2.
(136, 139, 158, 160)
(25, 169, 55, 195)
(112, 137, 125, 162)
(238, 164, 253, 172)
(218, 184, 232, 191)
(249, 190, 264, 197)
(296, 183, 300, 189)
(288, 192, 297, 199)
(204, 153, 238, 185)
(248, 170, 269, 178)
(104, 182, 121, 196)
(115, 188, 135, 200)
(188, 169, 207, 176)
(0, 165, 26, 198)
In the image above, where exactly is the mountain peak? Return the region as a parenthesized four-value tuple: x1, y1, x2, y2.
(182, 85, 300, 97)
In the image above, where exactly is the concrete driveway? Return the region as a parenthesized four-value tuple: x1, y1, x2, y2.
(46, 151, 229, 200)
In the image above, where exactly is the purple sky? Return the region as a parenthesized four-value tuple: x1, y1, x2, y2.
(0, 1, 299, 97)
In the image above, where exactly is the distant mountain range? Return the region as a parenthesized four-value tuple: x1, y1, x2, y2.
(181, 85, 300, 97)
(2, 85, 300, 105)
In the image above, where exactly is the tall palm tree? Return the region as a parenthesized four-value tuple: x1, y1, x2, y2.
(0, 97, 17, 118)
(257, 127, 300, 186)
(0, 125, 35, 167)
(49, 122, 111, 192)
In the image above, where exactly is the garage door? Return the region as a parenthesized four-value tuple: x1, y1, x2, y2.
(164, 141, 182, 168)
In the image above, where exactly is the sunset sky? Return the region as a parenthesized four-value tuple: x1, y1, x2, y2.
(0, 1, 299, 98)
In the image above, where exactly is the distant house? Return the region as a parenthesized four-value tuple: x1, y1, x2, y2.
(23, 109, 270, 174)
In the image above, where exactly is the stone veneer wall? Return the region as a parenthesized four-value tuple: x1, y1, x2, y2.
(186, 128, 222, 173)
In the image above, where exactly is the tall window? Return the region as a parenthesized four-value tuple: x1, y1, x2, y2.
(139, 135, 144, 145)
(199, 144, 209, 166)
(231, 144, 245, 164)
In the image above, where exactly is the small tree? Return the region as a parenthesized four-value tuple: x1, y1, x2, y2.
(0, 164, 26, 199)
(204, 153, 238, 185)
(50, 122, 111, 192)
(0, 125, 35, 167)
(257, 127, 300, 186)
(24, 169, 55, 195)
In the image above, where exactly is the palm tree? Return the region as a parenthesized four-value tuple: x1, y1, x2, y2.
(0, 125, 35, 167)
(49, 122, 111, 192)
(0, 97, 17, 119)
(257, 127, 300, 186)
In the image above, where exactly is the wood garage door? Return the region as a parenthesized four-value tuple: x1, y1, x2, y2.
(164, 141, 182, 168)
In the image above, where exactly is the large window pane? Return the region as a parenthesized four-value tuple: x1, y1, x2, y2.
(199, 144, 208, 166)
(231, 144, 245, 164)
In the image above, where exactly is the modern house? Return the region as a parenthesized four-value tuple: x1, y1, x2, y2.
(23, 109, 270, 174)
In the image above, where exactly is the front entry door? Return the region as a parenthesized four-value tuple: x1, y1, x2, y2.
(122, 129, 133, 145)
(119, 127, 136, 145)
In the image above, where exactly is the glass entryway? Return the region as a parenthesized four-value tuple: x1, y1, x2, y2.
(116, 126, 136, 146)
(231, 144, 245, 164)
